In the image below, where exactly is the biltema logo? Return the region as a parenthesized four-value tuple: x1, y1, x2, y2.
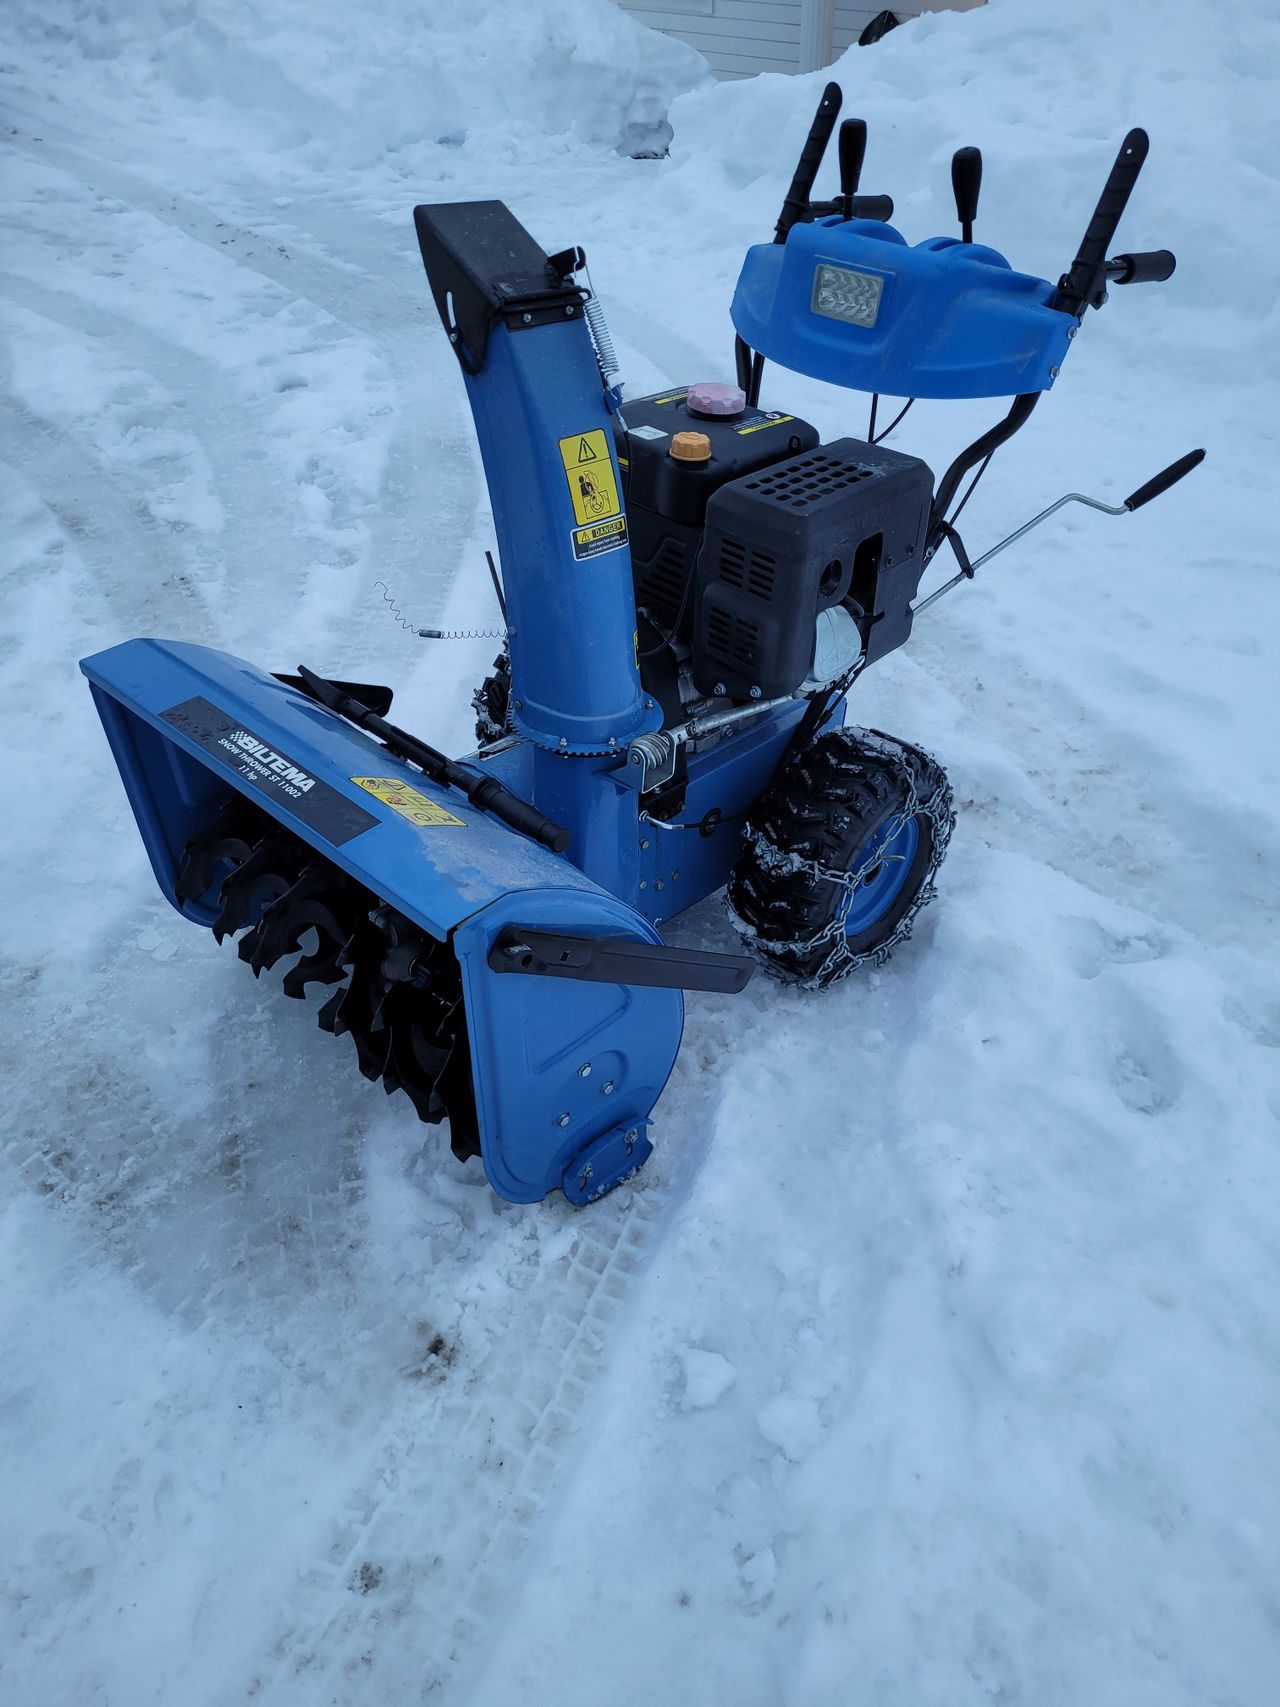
(220, 727, 316, 794)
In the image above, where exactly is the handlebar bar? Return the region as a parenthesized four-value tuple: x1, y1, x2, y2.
(807, 193, 895, 224)
(1106, 248, 1176, 285)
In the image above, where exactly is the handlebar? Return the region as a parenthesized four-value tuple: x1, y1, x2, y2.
(1107, 248, 1176, 285)
(808, 193, 895, 223)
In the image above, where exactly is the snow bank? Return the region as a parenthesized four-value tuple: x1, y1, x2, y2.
(3, 0, 710, 157)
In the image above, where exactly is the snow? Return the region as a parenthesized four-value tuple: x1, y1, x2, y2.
(1, 1, 1278, 1704)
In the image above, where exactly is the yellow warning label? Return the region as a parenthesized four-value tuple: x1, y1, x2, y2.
(652, 391, 688, 406)
(351, 777, 465, 828)
(558, 428, 622, 528)
(735, 413, 795, 436)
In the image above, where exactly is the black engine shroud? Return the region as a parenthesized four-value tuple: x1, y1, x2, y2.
(618, 390, 934, 703)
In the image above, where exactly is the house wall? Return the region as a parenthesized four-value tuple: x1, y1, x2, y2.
(616, 1, 984, 81)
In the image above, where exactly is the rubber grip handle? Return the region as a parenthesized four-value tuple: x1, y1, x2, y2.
(775, 81, 843, 243)
(1123, 447, 1205, 511)
(951, 145, 982, 241)
(1111, 248, 1176, 285)
(849, 193, 894, 222)
(469, 776, 571, 853)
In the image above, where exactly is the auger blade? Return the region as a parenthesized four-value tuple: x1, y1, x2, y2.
(281, 946, 349, 1000)
(174, 798, 264, 906)
(193, 811, 480, 1167)
(322, 935, 395, 1081)
(211, 831, 309, 943)
(237, 863, 360, 978)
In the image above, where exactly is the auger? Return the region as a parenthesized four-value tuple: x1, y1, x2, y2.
(82, 85, 1202, 1203)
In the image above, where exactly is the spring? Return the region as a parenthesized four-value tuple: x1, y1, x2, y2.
(417, 626, 507, 641)
(375, 579, 418, 634)
(581, 263, 622, 386)
(375, 580, 504, 642)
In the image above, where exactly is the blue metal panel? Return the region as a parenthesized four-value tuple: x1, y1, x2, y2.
(453, 888, 683, 1203)
(81, 638, 603, 938)
(636, 699, 810, 924)
(731, 216, 1075, 400)
(461, 314, 661, 757)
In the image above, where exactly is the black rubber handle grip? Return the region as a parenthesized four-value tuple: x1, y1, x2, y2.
(951, 145, 982, 242)
(838, 118, 867, 215)
(1124, 447, 1205, 511)
(1055, 127, 1149, 315)
(468, 776, 571, 854)
(1110, 248, 1176, 285)
(849, 193, 894, 222)
(775, 81, 843, 243)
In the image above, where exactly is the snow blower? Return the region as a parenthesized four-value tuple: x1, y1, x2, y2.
(81, 88, 1203, 1204)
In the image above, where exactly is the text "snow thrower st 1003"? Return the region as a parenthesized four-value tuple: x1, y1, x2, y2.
(81, 88, 1203, 1204)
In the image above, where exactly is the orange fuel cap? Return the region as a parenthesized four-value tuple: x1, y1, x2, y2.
(670, 430, 712, 463)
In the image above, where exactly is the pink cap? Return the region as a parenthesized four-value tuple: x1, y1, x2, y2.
(686, 381, 747, 419)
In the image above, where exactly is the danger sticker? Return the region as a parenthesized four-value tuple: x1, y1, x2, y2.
(571, 514, 628, 562)
(351, 777, 465, 828)
(558, 428, 623, 530)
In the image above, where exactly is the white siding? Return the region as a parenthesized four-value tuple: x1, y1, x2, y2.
(617, 0, 983, 80)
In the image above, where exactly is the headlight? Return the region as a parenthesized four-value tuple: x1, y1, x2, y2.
(811, 262, 884, 329)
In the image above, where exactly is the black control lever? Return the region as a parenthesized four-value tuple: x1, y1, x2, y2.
(916, 447, 1206, 617)
(1107, 248, 1176, 285)
(775, 81, 843, 244)
(951, 146, 982, 244)
(839, 119, 867, 219)
(1054, 128, 1150, 316)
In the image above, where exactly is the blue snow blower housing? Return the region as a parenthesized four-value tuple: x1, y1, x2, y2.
(82, 86, 1203, 1205)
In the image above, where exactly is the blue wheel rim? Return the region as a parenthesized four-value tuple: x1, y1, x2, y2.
(842, 813, 920, 937)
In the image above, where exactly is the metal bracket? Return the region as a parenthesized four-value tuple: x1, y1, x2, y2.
(619, 730, 678, 794)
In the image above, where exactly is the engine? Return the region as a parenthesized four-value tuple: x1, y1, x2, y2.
(617, 381, 935, 709)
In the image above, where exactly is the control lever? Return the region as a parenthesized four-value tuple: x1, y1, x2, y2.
(774, 81, 843, 244)
(915, 448, 1206, 616)
(1054, 128, 1150, 316)
(839, 119, 867, 219)
(951, 145, 982, 244)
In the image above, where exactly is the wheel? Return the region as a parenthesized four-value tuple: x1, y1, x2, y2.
(727, 726, 954, 988)
(472, 648, 511, 745)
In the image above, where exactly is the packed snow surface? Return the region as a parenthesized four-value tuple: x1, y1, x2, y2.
(2, 0, 1278, 1702)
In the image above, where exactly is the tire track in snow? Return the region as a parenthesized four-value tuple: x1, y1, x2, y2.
(243, 976, 745, 1705)
(5, 128, 482, 672)
(0, 395, 215, 639)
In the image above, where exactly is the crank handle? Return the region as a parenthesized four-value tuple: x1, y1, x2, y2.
(914, 447, 1206, 616)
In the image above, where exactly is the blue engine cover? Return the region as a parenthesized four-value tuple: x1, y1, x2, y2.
(731, 216, 1076, 399)
(80, 637, 683, 1204)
